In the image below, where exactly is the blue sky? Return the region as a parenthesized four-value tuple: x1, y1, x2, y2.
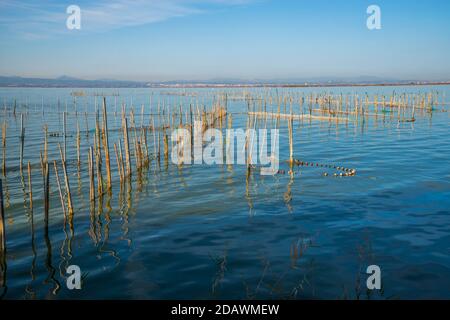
(0, 0, 449, 81)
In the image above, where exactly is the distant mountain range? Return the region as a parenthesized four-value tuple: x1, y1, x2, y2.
(0, 75, 449, 88)
(0, 76, 145, 88)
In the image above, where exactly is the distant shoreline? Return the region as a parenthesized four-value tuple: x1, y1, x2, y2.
(146, 81, 450, 89)
(1, 81, 449, 89)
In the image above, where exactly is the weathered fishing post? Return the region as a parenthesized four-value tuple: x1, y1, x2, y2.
(142, 127, 149, 167)
(114, 143, 123, 184)
(288, 117, 294, 164)
(130, 109, 141, 171)
(2, 121, 6, 177)
(190, 104, 194, 161)
(95, 110, 102, 173)
(95, 141, 103, 197)
(102, 97, 112, 191)
(63, 111, 67, 163)
(19, 113, 25, 173)
(151, 118, 157, 163)
(27, 161, 33, 212)
(43, 125, 48, 166)
(226, 114, 233, 171)
(43, 162, 50, 222)
(158, 130, 161, 165)
(163, 129, 169, 162)
(88, 147, 95, 203)
(118, 140, 125, 181)
(53, 160, 67, 218)
(76, 120, 81, 168)
(123, 117, 132, 177)
(58, 144, 73, 216)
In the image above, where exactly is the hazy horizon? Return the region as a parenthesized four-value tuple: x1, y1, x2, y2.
(1, 74, 450, 84)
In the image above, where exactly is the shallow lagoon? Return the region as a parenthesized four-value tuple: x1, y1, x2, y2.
(0, 85, 449, 299)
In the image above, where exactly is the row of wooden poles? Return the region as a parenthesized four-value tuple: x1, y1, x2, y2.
(0, 96, 229, 258)
(1, 89, 443, 179)
(241, 90, 444, 109)
(3, 89, 441, 259)
(244, 91, 445, 124)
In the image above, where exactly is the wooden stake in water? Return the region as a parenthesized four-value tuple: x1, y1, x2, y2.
(43, 162, 50, 221)
(19, 114, 25, 173)
(58, 144, 73, 216)
(114, 143, 123, 183)
(95, 143, 103, 197)
(163, 129, 169, 161)
(27, 161, 33, 212)
(63, 111, 67, 163)
(118, 140, 125, 181)
(88, 147, 95, 203)
(53, 160, 67, 217)
(123, 117, 132, 177)
(43, 125, 48, 167)
(76, 120, 81, 167)
(102, 97, 112, 190)
(1, 122, 6, 177)
(288, 117, 294, 164)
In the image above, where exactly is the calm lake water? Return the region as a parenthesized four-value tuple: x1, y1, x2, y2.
(0, 86, 449, 299)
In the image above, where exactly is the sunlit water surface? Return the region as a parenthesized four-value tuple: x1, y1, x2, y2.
(0, 86, 449, 299)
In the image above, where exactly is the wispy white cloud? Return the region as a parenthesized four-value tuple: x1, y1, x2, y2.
(0, 0, 256, 39)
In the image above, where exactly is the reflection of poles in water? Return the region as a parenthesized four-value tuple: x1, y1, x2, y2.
(96, 192, 103, 243)
(27, 162, 33, 212)
(43, 162, 49, 220)
(120, 179, 132, 247)
(25, 172, 37, 299)
(284, 162, 294, 213)
(245, 167, 253, 213)
(54, 161, 67, 218)
(114, 142, 124, 184)
(98, 193, 120, 265)
(43, 162, 61, 295)
(88, 191, 97, 245)
(54, 160, 73, 273)
(0, 179, 6, 259)
(87, 146, 98, 244)
(211, 249, 228, 296)
(59, 205, 70, 279)
(0, 178, 7, 298)
(44, 219, 61, 296)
